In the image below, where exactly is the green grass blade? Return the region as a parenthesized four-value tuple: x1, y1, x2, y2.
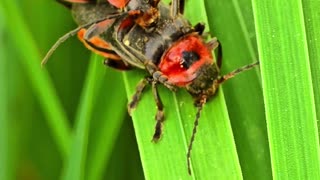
(204, 0, 271, 179)
(103, 117, 144, 180)
(0, 10, 12, 180)
(0, 61, 10, 179)
(124, 74, 242, 179)
(123, 1, 242, 178)
(86, 70, 127, 180)
(252, 0, 320, 178)
(302, 0, 320, 127)
(0, 1, 70, 158)
(62, 55, 105, 180)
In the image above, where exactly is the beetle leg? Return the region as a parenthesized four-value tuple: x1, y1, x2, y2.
(206, 37, 219, 51)
(82, 9, 141, 41)
(128, 77, 165, 141)
(42, 18, 114, 66)
(104, 58, 132, 70)
(171, 0, 185, 17)
(194, 22, 205, 35)
(150, 0, 161, 7)
(144, 61, 176, 91)
(206, 37, 222, 68)
(152, 71, 176, 91)
(128, 77, 150, 114)
(216, 41, 223, 69)
(151, 81, 165, 142)
(83, 19, 115, 41)
(218, 61, 260, 84)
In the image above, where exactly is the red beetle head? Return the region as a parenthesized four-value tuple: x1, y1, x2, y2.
(159, 34, 220, 103)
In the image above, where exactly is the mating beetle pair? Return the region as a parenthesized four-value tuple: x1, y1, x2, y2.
(43, 0, 259, 174)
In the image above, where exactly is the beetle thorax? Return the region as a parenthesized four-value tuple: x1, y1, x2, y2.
(159, 34, 219, 88)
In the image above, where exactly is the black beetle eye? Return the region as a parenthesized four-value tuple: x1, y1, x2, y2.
(181, 51, 200, 69)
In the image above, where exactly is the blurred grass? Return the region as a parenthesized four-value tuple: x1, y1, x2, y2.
(0, 7, 12, 180)
(85, 68, 128, 180)
(62, 54, 105, 180)
(1, 0, 141, 180)
(302, 0, 320, 131)
(1, 0, 319, 179)
(205, 0, 270, 179)
(2, 0, 71, 158)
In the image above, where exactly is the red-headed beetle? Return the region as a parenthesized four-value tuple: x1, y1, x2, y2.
(43, 0, 259, 174)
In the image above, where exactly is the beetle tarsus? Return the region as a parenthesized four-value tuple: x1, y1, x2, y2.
(152, 121, 163, 142)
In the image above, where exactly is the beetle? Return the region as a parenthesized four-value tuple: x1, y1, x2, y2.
(42, 0, 259, 174)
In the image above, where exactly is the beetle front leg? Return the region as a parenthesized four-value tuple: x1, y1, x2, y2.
(128, 77, 166, 141)
(144, 61, 176, 91)
(151, 81, 164, 141)
(83, 19, 115, 41)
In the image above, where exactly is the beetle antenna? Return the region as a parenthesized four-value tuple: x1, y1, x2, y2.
(218, 61, 259, 84)
(187, 98, 206, 175)
(41, 12, 127, 66)
(41, 26, 83, 66)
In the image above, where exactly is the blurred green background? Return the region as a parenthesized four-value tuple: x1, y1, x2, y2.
(1, 1, 143, 179)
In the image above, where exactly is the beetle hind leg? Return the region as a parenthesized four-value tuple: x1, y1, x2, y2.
(128, 78, 150, 114)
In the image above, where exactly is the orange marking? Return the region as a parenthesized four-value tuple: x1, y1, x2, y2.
(78, 29, 121, 60)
